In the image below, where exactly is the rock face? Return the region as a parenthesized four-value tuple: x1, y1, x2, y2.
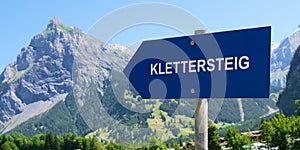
(271, 28, 300, 87)
(277, 46, 300, 116)
(0, 17, 133, 125)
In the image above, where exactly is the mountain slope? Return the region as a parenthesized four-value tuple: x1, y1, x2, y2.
(0, 17, 133, 131)
(277, 45, 300, 116)
(10, 92, 91, 136)
(271, 27, 300, 87)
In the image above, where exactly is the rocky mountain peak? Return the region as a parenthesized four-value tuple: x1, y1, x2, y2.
(0, 17, 133, 127)
(47, 17, 62, 31)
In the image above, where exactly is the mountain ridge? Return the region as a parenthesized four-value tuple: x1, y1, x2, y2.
(0, 17, 133, 129)
(277, 45, 300, 116)
(271, 27, 300, 87)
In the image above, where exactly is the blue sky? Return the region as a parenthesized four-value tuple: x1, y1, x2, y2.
(1, 0, 300, 72)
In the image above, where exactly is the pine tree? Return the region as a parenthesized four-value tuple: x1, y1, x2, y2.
(45, 132, 55, 150)
(208, 121, 221, 150)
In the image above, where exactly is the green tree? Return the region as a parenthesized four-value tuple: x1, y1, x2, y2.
(225, 128, 251, 150)
(208, 121, 221, 150)
(45, 132, 55, 150)
(62, 133, 75, 150)
(259, 113, 300, 149)
(82, 138, 91, 150)
(295, 117, 300, 138)
(260, 121, 274, 146)
(157, 142, 167, 150)
(53, 136, 62, 150)
(174, 143, 180, 150)
(295, 100, 300, 115)
(0, 134, 13, 146)
(105, 143, 122, 150)
(90, 137, 104, 150)
(1, 141, 19, 150)
(10, 132, 32, 150)
(31, 134, 44, 150)
(73, 136, 83, 149)
(269, 113, 291, 149)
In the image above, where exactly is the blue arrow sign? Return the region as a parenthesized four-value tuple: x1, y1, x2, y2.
(123, 26, 271, 99)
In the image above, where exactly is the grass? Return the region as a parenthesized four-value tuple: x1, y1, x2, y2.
(43, 30, 55, 34)
(43, 23, 81, 34)
(216, 122, 234, 129)
(145, 101, 194, 140)
(9, 64, 33, 83)
(179, 128, 193, 136)
(59, 23, 73, 32)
